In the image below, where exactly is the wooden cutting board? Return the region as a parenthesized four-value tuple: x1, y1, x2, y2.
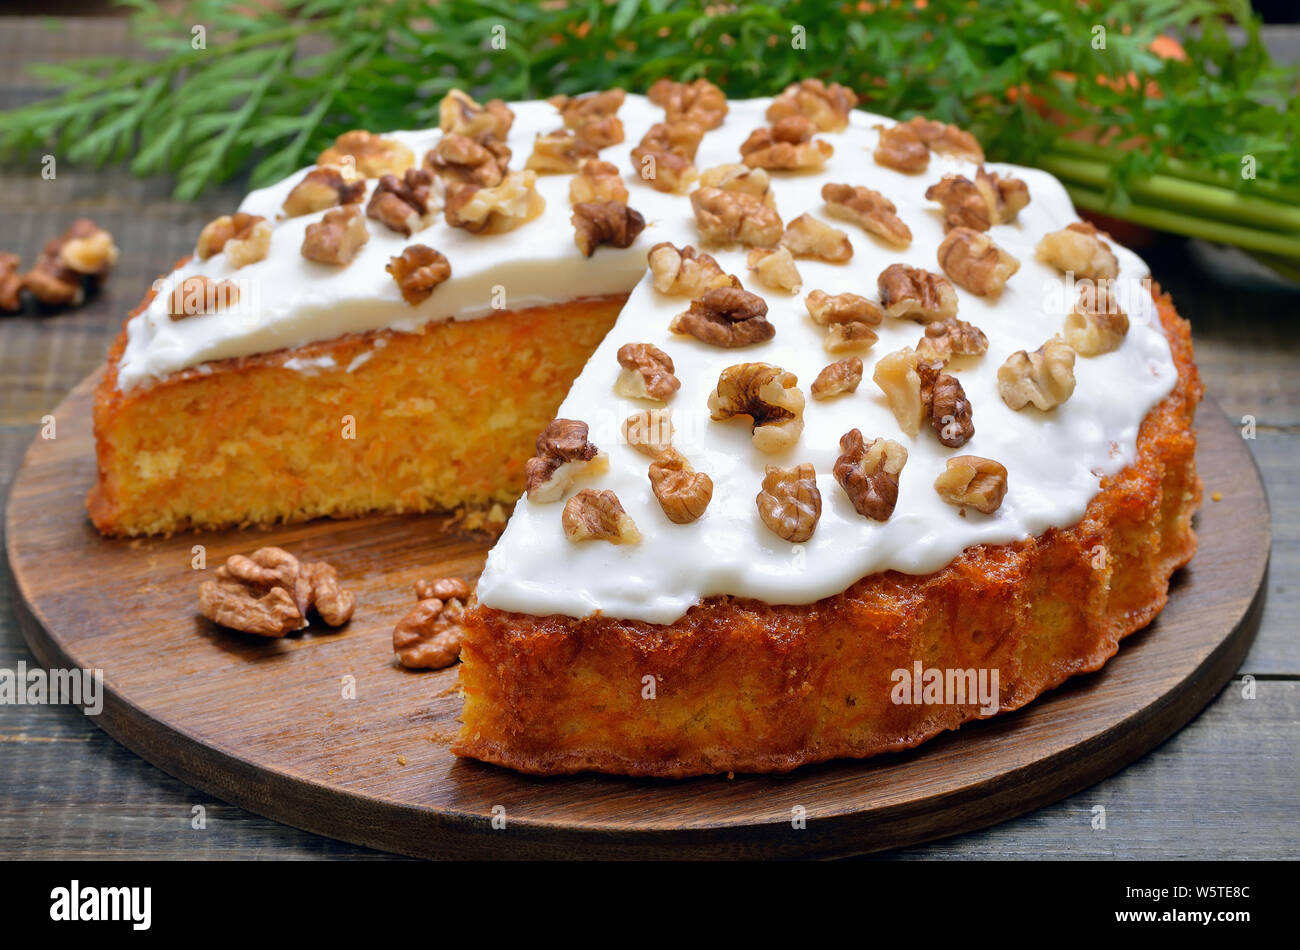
(5, 370, 1269, 859)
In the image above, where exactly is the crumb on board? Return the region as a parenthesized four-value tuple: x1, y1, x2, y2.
(1211, 490, 1223, 502)
(397, 755, 407, 766)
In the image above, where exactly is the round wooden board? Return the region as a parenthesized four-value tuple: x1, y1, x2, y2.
(6, 370, 1269, 860)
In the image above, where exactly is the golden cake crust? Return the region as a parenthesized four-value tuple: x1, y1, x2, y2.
(454, 286, 1202, 777)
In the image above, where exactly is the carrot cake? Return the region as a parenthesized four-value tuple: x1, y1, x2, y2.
(89, 80, 1200, 777)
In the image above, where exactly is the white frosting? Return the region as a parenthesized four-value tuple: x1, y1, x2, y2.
(114, 93, 1177, 624)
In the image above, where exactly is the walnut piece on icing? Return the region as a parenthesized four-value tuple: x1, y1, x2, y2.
(756, 463, 821, 543)
(198, 547, 355, 637)
(366, 168, 440, 236)
(425, 133, 511, 188)
(997, 338, 1077, 411)
(1036, 221, 1120, 281)
(915, 315, 989, 364)
(648, 448, 713, 524)
(872, 347, 926, 436)
(563, 489, 641, 544)
(386, 244, 451, 306)
(629, 120, 702, 193)
(647, 77, 728, 129)
(937, 226, 1019, 295)
(780, 213, 853, 263)
(438, 89, 514, 142)
(690, 186, 783, 247)
(698, 163, 776, 207)
(1065, 282, 1129, 355)
(637, 120, 705, 161)
(445, 170, 545, 234)
(569, 159, 629, 205)
(824, 321, 879, 354)
(615, 342, 680, 402)
(821, 182, 911, 248)
(919, 361, 974, 447)
(571, 200, 646, 257)
(197, 212, 270, 268)
(549, 88, 626, 148)
(926, 167, 1030, 232)
(282, 165, 366, 217)
(302, 205, 370, 265)
(648, 242, 741, 297)
(766, 78, 858, 131)
(622, 407, 674, 458)
(934, 456, 1008, 514)
(805, 289, 882, 327)
(877, 263, 959, 323)
(524, 418, 607, 502)
(747, 246, 802, 292)
(834, 429, 908, 521)
(902, 116, 985, 163)
(873, 122, 930, 173)
(810, 357, 863, 400)
(670, 286, 774, 347)
(526, 128, 598, 174)
(168, 275, 240, 319)
(740, 116, 833, 171)
(708, 362, 805, 453)
(318, 130, 414, 178)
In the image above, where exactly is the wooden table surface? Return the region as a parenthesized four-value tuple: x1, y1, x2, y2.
(1, 17, 1296, 860)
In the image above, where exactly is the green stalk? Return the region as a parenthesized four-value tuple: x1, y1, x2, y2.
(1039, 152, 1300, 234)
(1064, 185, 1300, 261)
(1048, 138, 1300, 207)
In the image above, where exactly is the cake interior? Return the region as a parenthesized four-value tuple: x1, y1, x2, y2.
(89, 295, 624, 535)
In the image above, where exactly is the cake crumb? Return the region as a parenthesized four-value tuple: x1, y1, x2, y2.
(397, 755, 407, 766)
(1211, 490, 1223, 502)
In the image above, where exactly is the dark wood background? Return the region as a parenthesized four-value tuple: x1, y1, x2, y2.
(0, 16, 1296, 860)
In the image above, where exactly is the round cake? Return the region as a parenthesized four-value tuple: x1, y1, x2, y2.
(87, 79, 1201, 777)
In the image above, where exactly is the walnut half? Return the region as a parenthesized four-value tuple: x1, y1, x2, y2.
(524, 418, 607, 502)
(302, 205, 370, 265)
(648, 448, 713, 524)
(937, 227, 1019, 296)
(747, 247, 802, 292)
(834, 429, 907, 521)
(197, 212, 270, 268)
(1036, 221, 1119, 281)
(562, 489, 641, 544)
(318, 130, 415, 178)
(386, 245, 451, 305)
(757, 463, 821, 543)
(690, 187, 784, 248)
(622, 408, 674, 458)
(780, 213, 853, 263)
(393, 578, 474, 670)
(997, 338, 1077, 411)
(445, 171, 545, 234)
(670, 286, 774, 348)
(615, 342, 680, 402)
(877, 263, 958, 323)
(766, 78, 858, 132)
(821, 183, 911, 248)
(198, 547, 355, 637)
(810, 357, 863, 400)
(571, 200, 646, 257)
(708, 362, 805, 453)
(1065, 281, 1129, 355)
(647, 242, 741, 297)
(934, 456, 1008, 514)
